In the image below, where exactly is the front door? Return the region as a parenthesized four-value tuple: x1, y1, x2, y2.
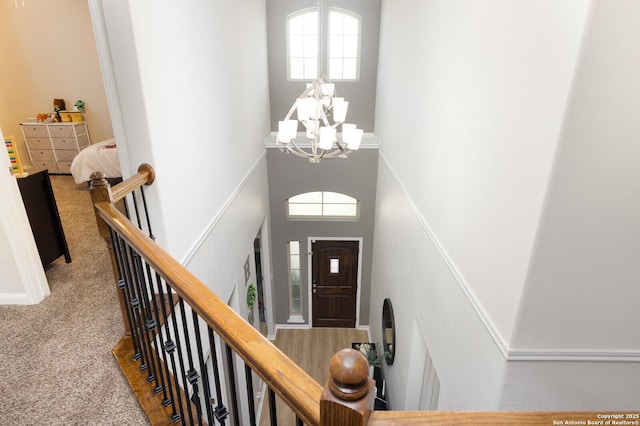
(311, 240, 359, 327)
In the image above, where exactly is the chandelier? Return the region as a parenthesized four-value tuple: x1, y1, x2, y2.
(277, 78, 363, 163)
(276, 0, 363, 163)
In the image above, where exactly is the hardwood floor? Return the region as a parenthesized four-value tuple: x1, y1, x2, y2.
(258, 328, 369, 426)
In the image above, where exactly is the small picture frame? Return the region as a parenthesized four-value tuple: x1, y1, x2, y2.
(244, 255, 251, 285)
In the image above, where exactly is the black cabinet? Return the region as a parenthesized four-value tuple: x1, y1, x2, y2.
(17, 170, 71, 266)
(373, 366, 388, 410)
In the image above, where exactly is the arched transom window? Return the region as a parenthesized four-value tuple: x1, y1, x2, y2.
(287, 191, 359, 219)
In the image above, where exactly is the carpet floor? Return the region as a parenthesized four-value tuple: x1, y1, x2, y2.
(0, 175, 148, 425)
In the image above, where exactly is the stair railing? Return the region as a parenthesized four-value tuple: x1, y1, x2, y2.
(90, 165, 626, 426)
(90, 166, 332, 425)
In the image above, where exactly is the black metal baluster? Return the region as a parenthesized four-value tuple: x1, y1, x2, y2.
(139, 186, 155, 240)
(157, 276, 183, 424)
(166, 290, 195, 425)
(128, 249, 157, 383)
(143, 265, 169, 399)
(130, 189, 143, 230)
(133, 253, 160, 386)
(192, 312, 215, 425)
(109, 229, 138, 353)
(268, 388, 277, 426)
(111, 231, 141, 357)
(208, 328, 229, 425)
(225, 344, 240, 426)
(118, 237, 149, 368)
(245, 365, 256, 426)
(296, 415, 303, 426)
(178, 299, 203, 426)
(122, 192, 131, 220)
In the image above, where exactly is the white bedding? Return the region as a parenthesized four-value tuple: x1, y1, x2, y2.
(70, 139, 121, 184)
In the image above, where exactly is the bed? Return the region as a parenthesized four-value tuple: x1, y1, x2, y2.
(70, 139, 121, 184)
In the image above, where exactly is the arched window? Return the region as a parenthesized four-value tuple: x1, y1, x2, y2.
(287, 8, 361, 81)
(287, 191, 359, 219)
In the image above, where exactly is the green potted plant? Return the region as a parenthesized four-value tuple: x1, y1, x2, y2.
(356, 343, 386, 367)
(354, 342, 391, 378)
(247, 284, 257, 325)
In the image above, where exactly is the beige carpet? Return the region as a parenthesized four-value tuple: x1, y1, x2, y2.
(0, 175, 148, 425)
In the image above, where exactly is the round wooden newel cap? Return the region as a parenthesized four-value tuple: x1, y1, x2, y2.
(328, 348, 370, 401)
(89, 171, 108, 188)
(90, 171, 106, 181)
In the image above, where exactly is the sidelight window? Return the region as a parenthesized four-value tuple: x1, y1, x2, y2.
(287, 241, 304, 322)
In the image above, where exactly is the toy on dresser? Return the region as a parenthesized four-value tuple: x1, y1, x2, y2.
(36, 98, 69, 123)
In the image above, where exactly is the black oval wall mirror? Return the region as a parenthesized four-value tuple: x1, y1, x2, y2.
(382, 298, 395, 365)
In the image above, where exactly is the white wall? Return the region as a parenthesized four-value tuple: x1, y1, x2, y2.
(512, 0, 640, 353)
(502, 0, 640, 409)
(0, 128, 49, 304)
(373, 0, 638, 411)
(90, 0, 271, 307)
(375, 0, 590, 350)
(93, 0, 271, 267)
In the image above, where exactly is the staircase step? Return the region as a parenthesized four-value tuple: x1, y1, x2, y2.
(113, 336, 204, 425)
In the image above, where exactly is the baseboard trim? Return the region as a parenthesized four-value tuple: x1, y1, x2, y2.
(0, 293, 30, 305)
(276, 323, 311, 331)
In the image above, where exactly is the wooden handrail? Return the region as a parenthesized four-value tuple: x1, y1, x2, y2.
(93, 200, 324, 425)
(368, 411, 638, 425)
(111, 163, 155, 202)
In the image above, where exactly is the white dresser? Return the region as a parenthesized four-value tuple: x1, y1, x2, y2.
(21, 122, 91, 174)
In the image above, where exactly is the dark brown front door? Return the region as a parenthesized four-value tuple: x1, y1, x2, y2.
(312, 240, 359, 328)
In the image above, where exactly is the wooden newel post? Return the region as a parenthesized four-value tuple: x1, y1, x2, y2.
(321, 349, 375, 426)
(90, 171, 131, 336)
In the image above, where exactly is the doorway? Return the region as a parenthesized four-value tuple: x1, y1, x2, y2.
(310, 240, 360, 328)
(253, 234, 267, 337)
